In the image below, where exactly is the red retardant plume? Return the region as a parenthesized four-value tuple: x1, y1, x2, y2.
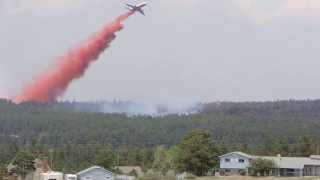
(14, 12, 133, 103)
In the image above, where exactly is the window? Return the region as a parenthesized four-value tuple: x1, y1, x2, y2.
(239, 159, 245, 163)
(225, 158, 231, 162)
(287, 169, 295, 172)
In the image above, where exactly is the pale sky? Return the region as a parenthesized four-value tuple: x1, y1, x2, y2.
(1, 0, 320, 103)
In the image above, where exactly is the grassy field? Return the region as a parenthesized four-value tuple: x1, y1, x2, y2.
(197, 177, 320, 180)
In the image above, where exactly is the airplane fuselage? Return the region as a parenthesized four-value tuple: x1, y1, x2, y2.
(126, 2, 147, 16)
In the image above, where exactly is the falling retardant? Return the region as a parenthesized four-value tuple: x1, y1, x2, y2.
(14, 12, 133, 103)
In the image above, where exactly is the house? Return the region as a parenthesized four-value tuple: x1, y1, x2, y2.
(219, 151, 252, 175)
(176, 172, 187, 180)
(260, 155, 320, 176)
(77, 166, 114, 180)
(7, 156, 75, 180)
(40, 171, 64, 180)
(219, 151, 320, 176)
(65, 174, 77, 180)
(115, 175, 135, 180)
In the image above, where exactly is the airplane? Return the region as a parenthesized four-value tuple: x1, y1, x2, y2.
(125, 2, 147, 16)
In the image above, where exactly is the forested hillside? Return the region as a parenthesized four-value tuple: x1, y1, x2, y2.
(1, 99, 320, 147)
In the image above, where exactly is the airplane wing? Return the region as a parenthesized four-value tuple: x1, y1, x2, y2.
(126, 4, 135, 8)
(137, 3, 147, 8)
(138, 9, 145, 16)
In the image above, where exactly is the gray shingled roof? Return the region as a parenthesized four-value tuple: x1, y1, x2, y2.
(219, 151, 253, 159)
(256, 156, 320, 169)
(220, 151, 320, 170)
(77, 166, 113, 176)
(310, 155, 320, 160)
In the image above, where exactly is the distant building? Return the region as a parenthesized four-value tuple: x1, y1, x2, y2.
(219, 152, 252, 175)
(40, 171, 64, 180)
(17, 156, 65, 180)
(115, 175, 135, 180)
(77, 166, 114, 180)
(64, 174, 77, 180)
(219, 151, 320, 176)
(14, 156, 76, 180)
(176, 172, 187, 180)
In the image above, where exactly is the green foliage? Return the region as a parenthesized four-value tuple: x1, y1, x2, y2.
(0, 144, 154, 174)
(0, 165, 7, 180)
(167, 145, 183, 172)
(175, 130, 217, 176)
(137, 172, 175, 180)
(95, 149, 116, 170)
(250, 159, 276, 176)
(114, 167, 122, 174)
(1, 99, 320, 148)
(128, 169, 138, 177)
(152, 146, 170, 175)
(185, 173, 197, 179)
(298, 136, 314, 157)
(51, 145, 154, 173)
(13, 150, 35, 178)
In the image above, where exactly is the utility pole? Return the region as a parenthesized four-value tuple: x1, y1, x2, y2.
(49, 149, 54, 170)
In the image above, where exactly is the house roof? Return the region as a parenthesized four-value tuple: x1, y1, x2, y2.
(219, 151, 253, 159)
(77, 166, 113, 176)
(220, 151, 320, 170)
(310, 155, 320, 160)
(256, 156, 320, 169)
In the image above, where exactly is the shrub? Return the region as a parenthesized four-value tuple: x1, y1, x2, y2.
(249, 158, 276, 176)
(137, 172, 175, 180)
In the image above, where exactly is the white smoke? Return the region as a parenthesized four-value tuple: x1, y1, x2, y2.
(98, 101, 203, 117)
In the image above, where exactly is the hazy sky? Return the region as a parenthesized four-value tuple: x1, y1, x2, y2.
(1, 0, 320, 103)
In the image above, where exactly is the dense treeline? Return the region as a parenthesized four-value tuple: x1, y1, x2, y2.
(0, 130, 233, 176)
(0, 143, 154, 174)
(1, 99, 320, 147)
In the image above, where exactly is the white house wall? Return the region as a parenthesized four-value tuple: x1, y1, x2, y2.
(220, 154, 250, 170)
